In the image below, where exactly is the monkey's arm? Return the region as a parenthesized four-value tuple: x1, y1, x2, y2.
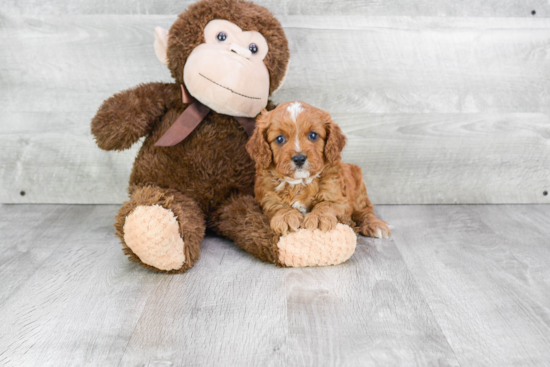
(91, 82, 180, 151)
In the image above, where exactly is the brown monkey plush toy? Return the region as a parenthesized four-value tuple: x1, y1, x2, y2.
(91, 0, 357, 273)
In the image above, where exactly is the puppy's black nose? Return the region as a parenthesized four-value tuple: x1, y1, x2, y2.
(292, 154, 307, 167)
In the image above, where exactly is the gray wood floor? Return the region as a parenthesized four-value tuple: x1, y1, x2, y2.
(0, 204, 549, 366)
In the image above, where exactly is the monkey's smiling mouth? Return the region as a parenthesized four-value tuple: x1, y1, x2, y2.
(199, 73, 261, 100)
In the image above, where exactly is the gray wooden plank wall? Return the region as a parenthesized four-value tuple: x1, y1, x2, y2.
(2, 0, 549, 17)
(1, 1, 549, 204)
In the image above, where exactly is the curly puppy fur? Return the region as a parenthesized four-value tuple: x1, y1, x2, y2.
(246, 101, 391, 238)
(91, 0, 289, 272)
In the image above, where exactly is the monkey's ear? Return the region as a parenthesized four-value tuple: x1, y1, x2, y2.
(154, 27, 169, 65)
(324, 113, 347, 164)
(246, 113, 272, 169)
(271, 58, 290, 94)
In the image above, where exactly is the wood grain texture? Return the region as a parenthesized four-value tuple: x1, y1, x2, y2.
(0, 204, 459, 367)
(118, 236, 458, 367)
(378, 205, 550, 366)
(2, 204, 550, 365)
(1, 14, 549, 204)
(0, 112, 140, 203)
(117, 235, 290, 367)
(0, 205, 166, 366)
(342, 113, 550, 204)
(0, 204, 93, 307)
(281, 16, 550, 115)
(283, 236, 459, 366)
(2, 0, 549, 17)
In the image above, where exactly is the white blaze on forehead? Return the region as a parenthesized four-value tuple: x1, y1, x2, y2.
(287, 102, 304, 152)
(294, 137, 301, 152)
(287, 102, 303, 122)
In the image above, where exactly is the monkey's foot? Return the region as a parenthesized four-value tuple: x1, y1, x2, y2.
(123, 205, 186, 271)
(277, 223, 357, 267)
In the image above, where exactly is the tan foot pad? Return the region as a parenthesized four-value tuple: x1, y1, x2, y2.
(123, 205, 185, 271)
(277, 223, 357, 267)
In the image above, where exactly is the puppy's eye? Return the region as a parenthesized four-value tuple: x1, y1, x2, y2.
(249, 43, 258, 53)
(217, 32, 227, 41)
(275, 135, 286, 145)
(308, 131, 318, 142)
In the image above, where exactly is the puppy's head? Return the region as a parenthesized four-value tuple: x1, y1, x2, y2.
(246, 101, 346, 179)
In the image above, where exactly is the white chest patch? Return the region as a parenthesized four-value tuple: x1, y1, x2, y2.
(275, 178, 301, 192)
(294, 169, 310, 179)
(274, 172, 320, 192)
(292, 201, 308, 214)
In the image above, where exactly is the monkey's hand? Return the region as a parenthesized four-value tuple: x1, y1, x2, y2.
(91, 82, 180, 150)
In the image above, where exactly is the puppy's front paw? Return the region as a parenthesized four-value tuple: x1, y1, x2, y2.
(360, 218, 391, 239)
(271, 210, 303, 235)
(302, 213, 338, 232)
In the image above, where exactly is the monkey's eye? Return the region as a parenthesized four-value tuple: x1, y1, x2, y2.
(275, 135, 286, 145)
(249, 43, 258, 54)
(217, 32, 227, 41)
(308, 131, 318, 142)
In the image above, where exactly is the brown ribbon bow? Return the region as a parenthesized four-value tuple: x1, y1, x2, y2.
(155, 85, 257, 147)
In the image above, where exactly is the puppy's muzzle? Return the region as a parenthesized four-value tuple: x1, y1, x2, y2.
(292, 154, 307, 167)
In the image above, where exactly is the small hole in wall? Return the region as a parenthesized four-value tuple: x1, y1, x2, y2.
(532, 10, 536, 15)
(544, 191, 548, 196)
(20, 191, 26, 196)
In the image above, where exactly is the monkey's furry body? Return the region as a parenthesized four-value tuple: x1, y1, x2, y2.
(91, 0, 359, 272)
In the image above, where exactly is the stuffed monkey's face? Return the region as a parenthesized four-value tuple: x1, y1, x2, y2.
(183, 20, 270, 118)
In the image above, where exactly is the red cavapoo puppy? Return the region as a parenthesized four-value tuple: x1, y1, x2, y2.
(246, 101, 391, 238)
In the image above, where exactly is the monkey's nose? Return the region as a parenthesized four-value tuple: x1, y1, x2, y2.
(292, 154, 307, 167)
(230, 43, 252, 59)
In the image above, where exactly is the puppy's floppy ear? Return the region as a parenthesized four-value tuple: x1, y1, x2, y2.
(324, 112, 347, 164)
(246, 109, 272, 169)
